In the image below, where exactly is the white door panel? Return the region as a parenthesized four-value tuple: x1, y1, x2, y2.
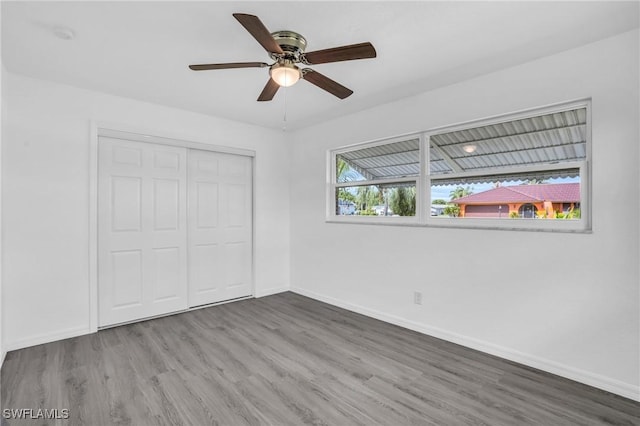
(153, 179, 181, 230)
(151, 247, 182, 301)
(99, 137, 253, 325)
(99, 138, 188, 327)
(195, 182, 219, 228)
(188, 150, 252, 307)
(111, 176, 142, 232)
(110, 249, 143, 308)
(192, 243, 221, 294)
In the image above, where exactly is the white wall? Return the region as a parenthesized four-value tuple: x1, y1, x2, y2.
(288, 30, 639, 400)
(2, 27, 637, 402)
(2, 72, 290, 350)
(0, 62, 5, 367)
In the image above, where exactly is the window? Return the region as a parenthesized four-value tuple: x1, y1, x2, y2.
(332, 137, 420, 221)
(329, 100, 590, 232)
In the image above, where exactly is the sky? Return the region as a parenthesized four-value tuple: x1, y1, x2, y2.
(430, 176, 580, 203)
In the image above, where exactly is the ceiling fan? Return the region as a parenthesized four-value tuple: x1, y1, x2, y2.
(189, 13, 377, 101)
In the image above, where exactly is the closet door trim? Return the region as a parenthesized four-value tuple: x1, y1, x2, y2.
(98, 127, 256, 158)
(90, 124, 255, 332)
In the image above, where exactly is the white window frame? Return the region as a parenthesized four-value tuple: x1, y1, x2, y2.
(327, 99, 591, 233)
(328, 133, 423, 225)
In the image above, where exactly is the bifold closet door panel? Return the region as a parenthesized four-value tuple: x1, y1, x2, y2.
(188, 150, 253, 307)
(98, 138, 189, 327)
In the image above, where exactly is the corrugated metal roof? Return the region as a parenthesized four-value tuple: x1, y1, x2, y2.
(430, 108, 587, 178)
(337, 138, 420, 181)
(337, 108, 586, 185)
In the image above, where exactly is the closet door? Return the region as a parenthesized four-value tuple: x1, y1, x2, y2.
(188, 150, 253, 307)
(98, 138, 188, 327)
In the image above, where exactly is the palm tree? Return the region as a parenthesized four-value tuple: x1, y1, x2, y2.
(389, 187, 416, 216)
(522, 178, 547, 185)
(449, 186, 474, 200)
(355, 186, 379, 214)
(336, 158, 358, 182)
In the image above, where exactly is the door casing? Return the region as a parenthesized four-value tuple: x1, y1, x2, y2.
(90, 124, 256, 331)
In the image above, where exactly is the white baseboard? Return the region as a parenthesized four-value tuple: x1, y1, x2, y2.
(291, 286, 640, 402)
(6, 325, 92, 352)
(255, 286, 289, 298)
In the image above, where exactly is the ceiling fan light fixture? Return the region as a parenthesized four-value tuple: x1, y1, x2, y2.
(270, 62, 301, 87)
(189, 13, 377, 101)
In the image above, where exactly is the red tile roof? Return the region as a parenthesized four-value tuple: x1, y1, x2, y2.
(451, 183, 580, 205)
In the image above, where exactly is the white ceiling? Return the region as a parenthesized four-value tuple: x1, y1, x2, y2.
(2, 1, 638, 130)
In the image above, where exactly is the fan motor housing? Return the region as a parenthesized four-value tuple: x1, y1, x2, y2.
(270, 31, 307, 60)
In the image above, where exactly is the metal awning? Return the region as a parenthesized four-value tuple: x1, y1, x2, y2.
(337, 107, 586, 185)
(430, 108, 586, 176)
(337, 138, 420, 181)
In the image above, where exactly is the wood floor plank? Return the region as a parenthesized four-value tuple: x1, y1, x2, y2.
(2, 292, 639, 425)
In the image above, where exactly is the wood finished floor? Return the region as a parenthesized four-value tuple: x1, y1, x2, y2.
(2, 292, 639, 426)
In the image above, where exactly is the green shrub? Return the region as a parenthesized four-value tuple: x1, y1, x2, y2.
(443, 205, 460, 217)
(357, 209, 377, 216)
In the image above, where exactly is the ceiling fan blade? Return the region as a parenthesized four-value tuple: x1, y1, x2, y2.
(189, 62, 269, 71)
(302, 69, 353, 99)
(303, 42, 376, 65)
(257, 78, 280, 102)
(233, 13, 284, 55)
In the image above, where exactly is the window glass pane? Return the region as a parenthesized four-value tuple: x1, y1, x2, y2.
(337, 183, 416, 217)
(336, 157, 368, 182)
(431, 171, 581, 220)
(337, 138, 420, 183)
(429, 108, 587, 176)
(330, 102, 588, 230)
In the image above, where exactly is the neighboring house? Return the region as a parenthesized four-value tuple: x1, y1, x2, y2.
(431, 204, 447, 216)
(337, 199, 356, 215)
(451, 183, 580, 218)
(372, 205, 393, 216)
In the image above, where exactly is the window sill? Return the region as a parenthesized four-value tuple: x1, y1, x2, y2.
(326, 217, 592, 233)
(327, 216, 419, 226)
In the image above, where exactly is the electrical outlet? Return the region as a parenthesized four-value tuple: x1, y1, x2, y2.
(414, 291, 422, 305)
